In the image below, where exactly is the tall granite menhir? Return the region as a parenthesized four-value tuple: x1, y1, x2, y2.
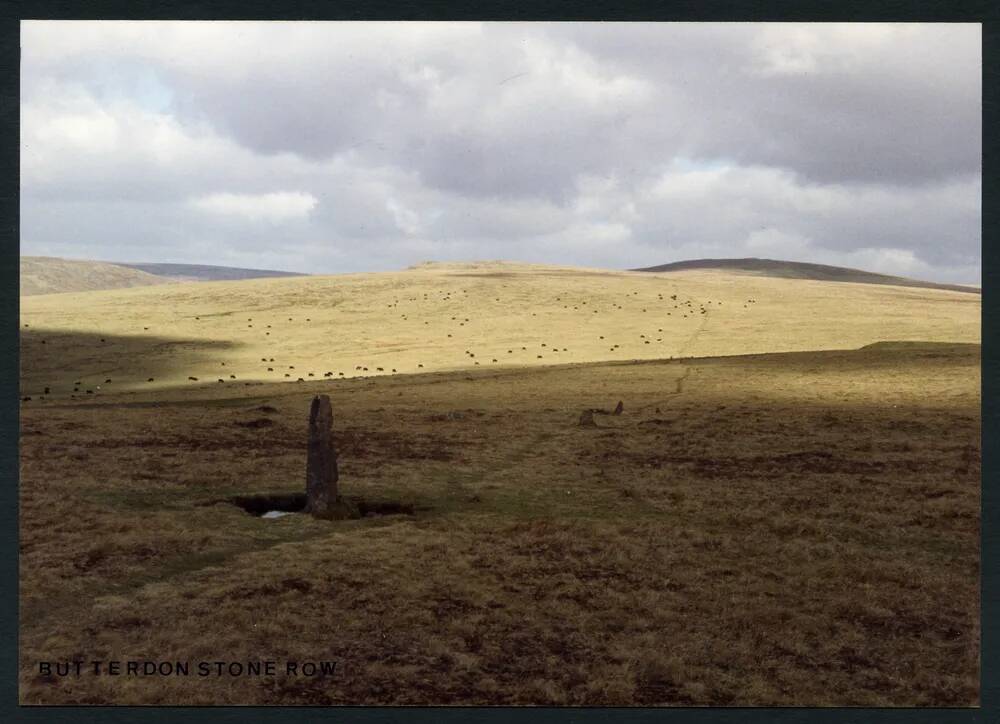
(304, 394, 352, 519)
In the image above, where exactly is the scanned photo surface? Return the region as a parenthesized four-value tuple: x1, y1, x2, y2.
(18, 21, 981, 705)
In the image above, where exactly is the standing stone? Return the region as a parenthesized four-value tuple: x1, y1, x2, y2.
(305, 395, 341, 517)
(613, 400, 624, 416)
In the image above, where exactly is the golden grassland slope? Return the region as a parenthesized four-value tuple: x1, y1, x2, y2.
(20, 256, 174, 296)
(19, 262, 980, 398)
(19, 342, 980, 705)
(18, 261, 981, 705)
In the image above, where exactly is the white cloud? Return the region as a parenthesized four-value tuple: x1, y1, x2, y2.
(191, 191, 317, 222)
(385, 197, 421, 236)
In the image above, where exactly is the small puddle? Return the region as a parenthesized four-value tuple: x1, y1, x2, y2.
(223, 493, 417, 520)
(229, 493, 306, 516)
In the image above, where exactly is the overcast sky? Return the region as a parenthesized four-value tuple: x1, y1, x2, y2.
(20, 21, 981, 283)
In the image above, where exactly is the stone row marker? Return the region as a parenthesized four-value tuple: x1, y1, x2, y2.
(304, 394, 354, 519)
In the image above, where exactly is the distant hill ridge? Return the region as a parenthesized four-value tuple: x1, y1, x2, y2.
(20, 256, 172, 296)
(118, 263, 308, 282)
(20, 256, 309, 295)
(631, 258, 979, 295)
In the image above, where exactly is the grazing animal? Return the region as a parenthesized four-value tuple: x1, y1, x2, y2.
(105, 379, 111, 383)
(267, 367, 274, 371)
(188, 376, 198, 381)
(147, 378, 154, 382)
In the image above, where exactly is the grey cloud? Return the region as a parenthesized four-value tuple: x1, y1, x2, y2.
(19, 21, 981, 283)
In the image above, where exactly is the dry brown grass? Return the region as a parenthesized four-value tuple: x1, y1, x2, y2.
(19, 329, 980, 705)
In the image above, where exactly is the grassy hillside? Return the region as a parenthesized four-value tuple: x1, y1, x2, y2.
(19, 261, 980, 398)
(119, 262, 308, 282)
(632, 257, 980, 295)
(18, 261, 981, 705)
(19, 341, 980, 705)
(20, 256, 172, 296)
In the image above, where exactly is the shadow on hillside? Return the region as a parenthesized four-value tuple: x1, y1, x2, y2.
(19, 327, 243, 396)
(676, 340, 981, 370)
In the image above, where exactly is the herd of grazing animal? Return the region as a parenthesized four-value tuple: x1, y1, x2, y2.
(20, 284, 758, 401)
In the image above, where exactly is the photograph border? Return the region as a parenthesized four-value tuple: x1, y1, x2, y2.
(2, 1, 995, 721)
